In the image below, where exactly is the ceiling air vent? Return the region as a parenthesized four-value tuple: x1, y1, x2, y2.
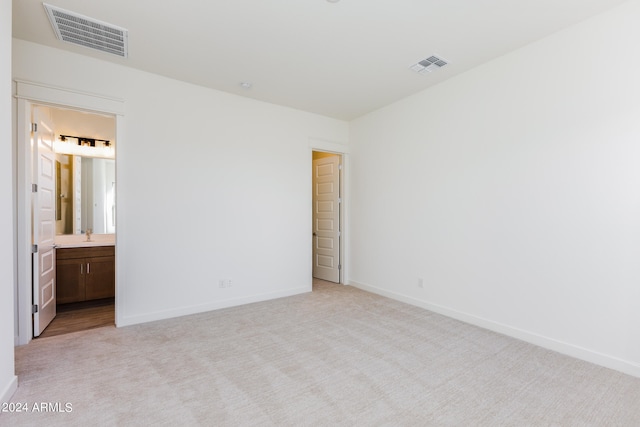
(410, 55, 448, 74)
(43, 3, 128, 58)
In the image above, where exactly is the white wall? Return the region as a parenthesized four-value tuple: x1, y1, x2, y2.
(349, 0, 640, 377)
(13, 39, 348, 327)
(1, 0, 18, 403)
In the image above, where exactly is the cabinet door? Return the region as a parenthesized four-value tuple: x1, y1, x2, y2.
(85, 256, 115, 300)
(56, 258, 85, 304)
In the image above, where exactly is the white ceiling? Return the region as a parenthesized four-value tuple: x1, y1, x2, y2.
(13, 0, 629, 120)
(50, 107, 116, 145)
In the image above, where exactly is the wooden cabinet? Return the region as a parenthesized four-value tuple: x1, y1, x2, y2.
(56, 246, 115, 304)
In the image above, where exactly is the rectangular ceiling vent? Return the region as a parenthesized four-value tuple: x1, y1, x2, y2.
(43, 3, 128, 58)
(410, 55, 448, 74)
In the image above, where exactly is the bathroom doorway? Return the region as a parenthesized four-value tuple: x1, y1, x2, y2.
(34, 104, 117, 338)
(15, 81, 124, 345)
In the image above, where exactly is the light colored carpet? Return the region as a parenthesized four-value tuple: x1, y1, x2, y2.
(3, 281, 640, 426)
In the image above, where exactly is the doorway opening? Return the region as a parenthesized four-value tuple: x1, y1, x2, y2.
(312, 151, 343, 285)
(31, 104, 117, 338)
(15, 81, 123, 345)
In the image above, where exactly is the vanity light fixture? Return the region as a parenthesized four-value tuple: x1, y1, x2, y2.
(56, 134, 114, 159)
(60, 134, 110, 147)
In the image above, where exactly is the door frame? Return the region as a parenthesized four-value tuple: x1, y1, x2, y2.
(14, 80, 124, 345)
(309, 138, 349, 285)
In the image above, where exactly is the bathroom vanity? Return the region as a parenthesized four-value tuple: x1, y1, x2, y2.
(55, 235, 115, 304)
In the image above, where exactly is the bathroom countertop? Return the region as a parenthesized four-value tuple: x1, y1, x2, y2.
(55, 234, 115, 248)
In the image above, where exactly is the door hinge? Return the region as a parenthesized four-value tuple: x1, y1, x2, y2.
(338, 231, 341, 237)
(338, 197, 342, 204)
(32, 244, 38, 253)
(32, 304, 38, 314)
(338, 264, 342, 270)
(31, 123, 37, 132)
(338, 164, 343, 170)
(32, 183, 38, 193)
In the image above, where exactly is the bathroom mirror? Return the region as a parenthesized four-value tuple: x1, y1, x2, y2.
(56, 154, 116, 235)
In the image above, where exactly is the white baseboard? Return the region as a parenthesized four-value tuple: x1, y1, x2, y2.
(348, 280, 640, 379)
(0, 376, 18, 403)
(117, 286, 310, 327)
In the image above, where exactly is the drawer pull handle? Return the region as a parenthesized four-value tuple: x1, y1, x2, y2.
(87, 263, 90, 274)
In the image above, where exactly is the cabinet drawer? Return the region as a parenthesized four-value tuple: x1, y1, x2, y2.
(56, 246, 115, 260)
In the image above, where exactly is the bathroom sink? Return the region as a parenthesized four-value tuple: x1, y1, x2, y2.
(54, 234, 115, 248)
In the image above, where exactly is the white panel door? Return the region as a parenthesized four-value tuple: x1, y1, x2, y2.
(32, 106, 57, 337)
(312, 155, 340, 283)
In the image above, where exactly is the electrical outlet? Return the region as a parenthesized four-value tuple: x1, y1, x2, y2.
(418, 278, 424, 288)
(226, 279, 233, 288)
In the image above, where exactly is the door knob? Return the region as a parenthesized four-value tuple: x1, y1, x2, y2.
(313, 232, 317, 236)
